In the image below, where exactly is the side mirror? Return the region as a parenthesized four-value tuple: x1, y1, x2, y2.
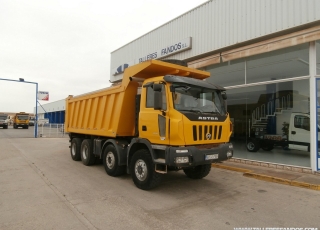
(221, 91, 227, 100)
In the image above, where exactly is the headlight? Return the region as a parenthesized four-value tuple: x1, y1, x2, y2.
(176, 149, 188, 153)
(175, 157, 189, 163)
(227, 151, 233, 157)
(229, 143, 233, 149)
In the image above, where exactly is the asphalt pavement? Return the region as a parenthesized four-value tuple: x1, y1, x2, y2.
(1, 130, 320, 229)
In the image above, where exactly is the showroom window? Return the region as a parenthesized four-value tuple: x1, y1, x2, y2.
(202, 59, 245, 87)
(203, 43, 310, 87)
(246, 43, 309, 84)
(317, 40, 320, 75)
(227, 79, 310, 167)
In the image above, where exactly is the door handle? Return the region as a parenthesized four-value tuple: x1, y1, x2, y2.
(142, 126, 147, 131)
(291, 131, 296, 134)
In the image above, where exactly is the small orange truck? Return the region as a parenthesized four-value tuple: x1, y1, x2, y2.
(13, 112, 29, 129)
(65, 60, 233, 190)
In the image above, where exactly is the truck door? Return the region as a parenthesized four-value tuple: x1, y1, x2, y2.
(289, 114, 310, 151)
(139, 82, 169, 145)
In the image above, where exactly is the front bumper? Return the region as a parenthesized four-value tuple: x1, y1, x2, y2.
(164, 143, 233, 167)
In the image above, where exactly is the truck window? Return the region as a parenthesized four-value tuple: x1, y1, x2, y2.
(294, 115, 310, 131)
(146, 84, 167, 110)
(172, 84, 226, 115)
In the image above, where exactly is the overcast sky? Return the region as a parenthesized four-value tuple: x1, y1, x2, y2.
(0, 0, 207, 113)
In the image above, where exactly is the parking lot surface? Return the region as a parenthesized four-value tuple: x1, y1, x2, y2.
(0, 132, 320, 229)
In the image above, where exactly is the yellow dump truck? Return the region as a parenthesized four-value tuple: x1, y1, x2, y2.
(13, 112, 29, 129)
(65, 59, 233, 190)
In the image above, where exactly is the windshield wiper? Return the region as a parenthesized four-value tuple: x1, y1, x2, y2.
(179, 109, 203, 113)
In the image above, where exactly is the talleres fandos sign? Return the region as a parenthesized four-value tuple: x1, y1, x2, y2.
(112, 37, 192, 77)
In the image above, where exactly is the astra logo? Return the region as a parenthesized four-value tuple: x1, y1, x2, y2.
(198, 117, 218, 121)
(115, 63, 129, 75)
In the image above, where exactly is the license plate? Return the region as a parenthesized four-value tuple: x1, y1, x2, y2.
(205, 154, 218, 160)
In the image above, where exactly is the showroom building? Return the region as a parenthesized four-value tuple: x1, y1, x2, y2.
(110, 0, 320, 172)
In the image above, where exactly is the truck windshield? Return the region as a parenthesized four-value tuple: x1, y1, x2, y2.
(171, 84, 226, 115)
(17, 115, 29, 120)
(0, 116, 7, 120)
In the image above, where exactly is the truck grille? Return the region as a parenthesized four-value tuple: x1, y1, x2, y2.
(192, 125, 222, 141)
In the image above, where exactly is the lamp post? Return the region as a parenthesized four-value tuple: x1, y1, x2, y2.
(0, 78, 38, 138)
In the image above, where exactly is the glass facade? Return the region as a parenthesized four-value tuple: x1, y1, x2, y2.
(317, 79, 320, 170)
(202, 43, 311, 167)
(228, 80, 310, 167)
(317, 40, 320, 75)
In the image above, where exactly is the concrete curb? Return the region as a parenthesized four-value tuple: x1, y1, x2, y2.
(212, 163, 320, 191)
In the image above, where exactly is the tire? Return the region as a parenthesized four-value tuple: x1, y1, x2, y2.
(183, 164, 211, 179)
(80, 139, 96, 166)
(13, 124, 17, 129)
(70, 138, 81, 161)
(246, 139, 260, 152)
(261, 142, 274, 151)
(130, 149, 162, 190)
(4, 125, 8, 129)
(103, 145, 126, 176)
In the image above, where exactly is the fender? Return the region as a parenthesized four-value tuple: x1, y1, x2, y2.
(127, 138, 156, 166)
(102, 139, 129, 166)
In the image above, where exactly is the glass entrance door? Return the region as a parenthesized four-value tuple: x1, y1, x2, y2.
(316, 79, 320, 170)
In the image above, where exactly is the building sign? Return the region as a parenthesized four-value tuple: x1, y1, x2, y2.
(37, 91, 49, 101)
(112, 37, 192, 77)
(137, 37, 192, 63)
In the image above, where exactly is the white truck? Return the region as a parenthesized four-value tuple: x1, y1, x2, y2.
(246, 112, 315, 152)
(0, 113, 9, 129)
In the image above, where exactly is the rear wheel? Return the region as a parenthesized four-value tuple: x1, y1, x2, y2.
(80, 139, 95, 166)
(130, 149, 162, 190)
(70, 138, 81, 161)
(261, 141, 274, 151)
(183, 164, 211, 179)
(246, 139, 260, 152)
(103, 145, 126, 176)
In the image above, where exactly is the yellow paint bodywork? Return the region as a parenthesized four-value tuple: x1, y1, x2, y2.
(13, 112, 29, 126)
(65, 59, 232, 144)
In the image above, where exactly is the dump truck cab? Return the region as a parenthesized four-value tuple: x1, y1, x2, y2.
(129, 72, 233, 172)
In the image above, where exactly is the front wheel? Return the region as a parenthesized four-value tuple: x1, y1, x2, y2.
(130, 149, 162, 190)
(246, 139, 260, 152)
(183, 164, 211, 179)
(103, 145, 126, 176)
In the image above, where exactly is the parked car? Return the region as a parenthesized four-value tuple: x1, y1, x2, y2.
(29, 118, 35, 126)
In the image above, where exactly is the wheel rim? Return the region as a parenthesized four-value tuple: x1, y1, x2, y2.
(71, 143, 76, 156)
(247, 142, 255, 151)
(134, 159, 147, 181)
(82, 145, 88, 160)
(106, 151, 115, 169)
